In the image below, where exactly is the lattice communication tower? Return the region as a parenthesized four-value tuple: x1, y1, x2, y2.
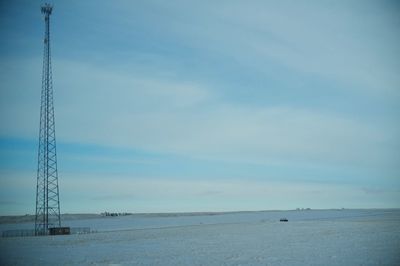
(35, 3, 61, 235)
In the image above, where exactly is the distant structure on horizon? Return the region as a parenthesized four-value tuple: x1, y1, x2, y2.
(35, 3, 62, 235)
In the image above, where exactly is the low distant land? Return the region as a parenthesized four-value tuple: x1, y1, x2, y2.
(1, 208, 397, 224)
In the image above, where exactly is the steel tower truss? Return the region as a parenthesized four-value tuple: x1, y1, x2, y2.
(35, 3, 61, 235)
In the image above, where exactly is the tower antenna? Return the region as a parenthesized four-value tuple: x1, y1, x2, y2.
(35, 3, 61, 235)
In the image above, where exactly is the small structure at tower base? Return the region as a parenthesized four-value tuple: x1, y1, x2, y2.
(49, 227, 70, 235)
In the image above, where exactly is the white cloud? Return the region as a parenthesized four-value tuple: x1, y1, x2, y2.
(1, 57, 397, 171)
(53, 59, 396, 169)
(153, 1, 400, 94)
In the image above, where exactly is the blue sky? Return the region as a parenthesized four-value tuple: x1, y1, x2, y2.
(0, 0, 399, 214)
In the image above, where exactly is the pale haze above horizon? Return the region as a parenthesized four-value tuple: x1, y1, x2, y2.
(0, 0, 399, 215)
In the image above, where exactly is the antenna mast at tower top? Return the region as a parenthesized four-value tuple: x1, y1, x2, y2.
(41, 3, 52, 16)
(35, 3, 61, 235)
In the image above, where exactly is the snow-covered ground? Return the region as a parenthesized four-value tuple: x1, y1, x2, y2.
(1, 209, 399, 265)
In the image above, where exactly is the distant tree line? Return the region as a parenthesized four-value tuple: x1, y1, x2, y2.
(296, 208, 311, 211)
(101, 212, 132, 217)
